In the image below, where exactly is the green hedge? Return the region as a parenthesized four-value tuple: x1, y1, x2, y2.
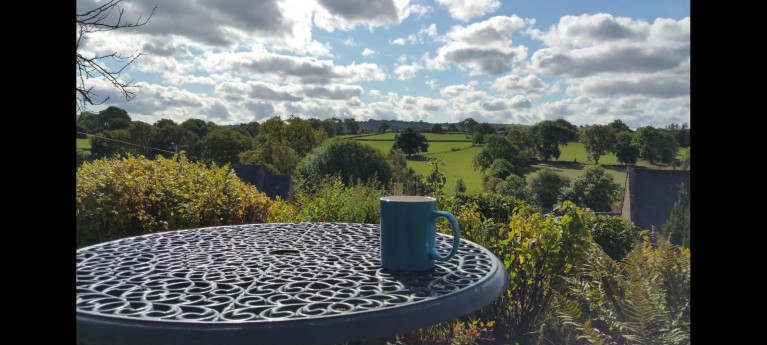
(76, 154, 273, 247)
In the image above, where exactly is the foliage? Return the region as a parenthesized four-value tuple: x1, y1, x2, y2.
(680, 148, 690, 170)
(633, 127, 679, 165)
(529, 169, 571, 209)
(531, 119, 579, 161)
(471, 132, 485, 145)
(665, 123, 690, 147)
(461, 118, 478, 133)
(608, 119, 632, 133)
(464, 202, 593, 344)
(76, 154, 273, 248)
(285, 116, 321, 156)
(487, 158, 515, 179)
(344, 118, 360, 135)
(180, 118, 212, 138)
(475, 123, 496, 135)
(663, 183, 690, 248)
(505, 127, 537, 163)
(495, 174, 528, 201)
(419, 160, 448, 199)
(447, 123, 459, 132)
(613, 131, 640, 165)
(296, 137, 392, 192)
(587, 214, 644, 261)
(238, 142, 300, 175)
(472, 135, 524, 176)
(387, 148, 421, 195)
(199, 128, 254, 165)
(453, 177, 467, 194)
(378, 122, 391, 133)
(580, 124, 616, 164)
(393, 127, 429, 156)
(292, 176, 384, 224)
(561, 165, 621, 212)
(431, 123, 445, 134)
(443, 192, 530, 225)
(552, 236, 690, 345)
(483, 176, 504, 193)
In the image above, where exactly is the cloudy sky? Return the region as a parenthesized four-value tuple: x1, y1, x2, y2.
(77, 0, 690, 129)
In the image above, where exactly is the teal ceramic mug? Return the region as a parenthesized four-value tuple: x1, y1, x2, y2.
(379, 196, 460, 271)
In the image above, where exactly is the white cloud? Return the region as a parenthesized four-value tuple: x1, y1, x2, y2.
(198, 51, 387, 84)
(390, 38, 406, 45)
(395, 62, 422, 80)
(491, 73, 551, 97)
(362, 48, 377, 57)
(409, 4, 432, 18)
(439, 83, 533, 123)
(530, 14, 690, 100)
(314, 0, 412, 31)
(358, 93, 447, 121)
(436, 0, 500, 22)
(531, 14, 689, 78)
(426, 79, 437, 89)
(429, 16, 534, 75)
(343, 36, 357, 46)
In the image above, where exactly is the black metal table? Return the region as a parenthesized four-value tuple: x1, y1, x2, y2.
(76, 223, 507, 345)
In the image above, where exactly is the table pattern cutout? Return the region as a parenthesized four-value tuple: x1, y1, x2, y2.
(76, 223, 498, 323)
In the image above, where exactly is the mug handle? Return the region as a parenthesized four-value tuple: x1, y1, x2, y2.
(430, 211, 460, 261)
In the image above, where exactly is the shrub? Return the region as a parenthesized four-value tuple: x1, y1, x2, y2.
(76, 154, 273, 247)
(296, 137, 391, 193)
(529, 169, 570, 209)
(585, 214, 644, 261)
(293, 176, 385, 224)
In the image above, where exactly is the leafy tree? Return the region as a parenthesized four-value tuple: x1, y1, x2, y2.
(378, 123, 390, 133)
(681, 148, 690, 170)
(454, 177, 467, 194)
(285, 116, 320, 156)
(76, 124, 88, 138)
(199, 128, 253, 165)
(180, 118, 211, 138)
(663, 183, 690, 248)
(505, 127, 536, 162)
(238, 141, 300, 175)
(76, 0, 157, 111)
(422, 160, 447, 196)
(487, 158, 515, 179)
(153, 118, 177, 129)
(608, 119, 631, 133)
(666, 122, 690, 147)
(475, 123, 496, 135)
(76, 111, 104, 133)
(321, 118, 337, 137)
(90, 129, 131, 158)
(531, 120, 578, 161)
(393, 128, 429, 156)
(461, 118, 478, 133)
(561, 165, 621, 212)
(100, 106, 132, 130)
(633, 126, 679, 164)
(447, 124, 458, 132)
(430, 123, 445, 134)
(296, 138, 392, 191)
(343, 118, 359, 135)
(151, 121, 198, 157)
(472, 135, 524, 176)
(472, 132, 485, 145)
(579, 124, 616, 164)
(308, 118, 322, 131)
(528, 169, 570, 209)
(239, 121, 260, 137)
(613, 131, 640, 165)
(495, 174, 527, 201)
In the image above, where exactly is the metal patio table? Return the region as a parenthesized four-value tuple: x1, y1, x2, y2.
(76, 223, 507, 345)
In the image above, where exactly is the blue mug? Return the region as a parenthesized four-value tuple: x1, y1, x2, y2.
(379, 196, 461, 271)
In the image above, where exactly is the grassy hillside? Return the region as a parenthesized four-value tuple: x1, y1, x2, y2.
(352, 137, 692, 195)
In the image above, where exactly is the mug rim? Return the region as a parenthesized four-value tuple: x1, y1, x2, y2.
(380, 195, 436, 202)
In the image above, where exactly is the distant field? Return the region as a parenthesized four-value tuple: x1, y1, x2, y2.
(351, 133, 471, 141)
(77, 138, 92, 150)
(352, 138, 691, 194)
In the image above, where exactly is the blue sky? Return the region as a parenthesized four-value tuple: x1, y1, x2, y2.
(77, 0, 690, 129)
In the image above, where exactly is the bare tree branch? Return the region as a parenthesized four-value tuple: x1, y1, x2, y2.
(76, 0, 157, 113)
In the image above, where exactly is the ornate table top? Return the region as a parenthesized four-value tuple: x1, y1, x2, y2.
(76, 223, 507, 345)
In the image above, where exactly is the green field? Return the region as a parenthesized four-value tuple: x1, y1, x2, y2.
(77, 138, 92, 149)
(349, 133, 471, 141)
(353, 137, 692, 195)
